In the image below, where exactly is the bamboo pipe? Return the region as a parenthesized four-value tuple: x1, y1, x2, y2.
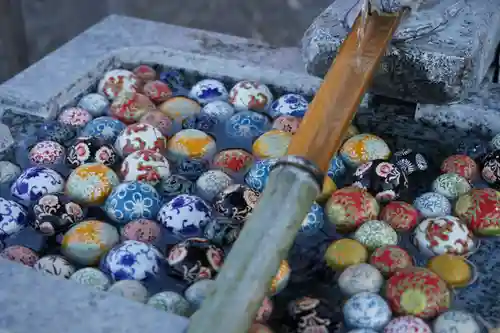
(187, 11, 404, 333)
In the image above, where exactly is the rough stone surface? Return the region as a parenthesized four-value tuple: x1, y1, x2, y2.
(302, 0, 500, 103)
(0, 259, 188, 333)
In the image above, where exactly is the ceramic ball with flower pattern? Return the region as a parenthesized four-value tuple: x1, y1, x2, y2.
(66, 137, 119, 168)
(120, 149, 171, 186)
(81, 116, 126, 145)
(0, 197, 28, 239)
(11, 166, 65, 206)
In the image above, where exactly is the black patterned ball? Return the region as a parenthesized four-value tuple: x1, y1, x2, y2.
(282, 296, 343, 333)
(66, 137, 119, 168)
(391, 149, 428, 176)
(480, 150, 500, 189)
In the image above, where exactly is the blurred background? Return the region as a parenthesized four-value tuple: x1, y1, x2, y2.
(0, 0, 332, 83)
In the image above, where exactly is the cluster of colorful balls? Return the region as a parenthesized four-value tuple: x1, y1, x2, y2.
(0, 64, 498, 332)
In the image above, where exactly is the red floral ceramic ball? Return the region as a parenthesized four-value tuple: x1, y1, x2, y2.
(1, 245, 39, 267)
(369, 245, 413, 277)
(325, 186, 379, 233)
(379, 200, 419, 232)
(386, 267, 451, 319)
(133, 65, 156, 83)
(384, 316, 431, 333)
(110, 92, 156, 124)
(440, 154, 478, 181)
(454, 188, 500, 236)
(143, 80, 172, 104)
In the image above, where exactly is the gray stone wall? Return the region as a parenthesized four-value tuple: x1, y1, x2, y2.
(0, 0, 331, 83)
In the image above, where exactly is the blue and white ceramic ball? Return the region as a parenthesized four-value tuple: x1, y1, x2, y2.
(225, 111, 272, 140)
(196, 170, 234, 202)
(433, 310, 480, 333)
(157, 194, 213, 238)
(327, 154, 347, 183)
(269, 93, 309, 119)
(184, 279, 215, 310)
(102, 240, 163, 281)
(0, 197, 28, 239)
(77, 93, 110, 117)
(11, 167, 64, 206)
(244, 158, 279, 192)
(35, 121, 76, 145)
(104, 182, 162, 225)
(200, 101, 235, 123)
(189, 79, 229, 105)
(413, 192, 451, 218)
(343, 292, 391, 331)
(81, 116, 126, 144)
(346, 330, 378, 333)
(299, 202, 325, 235)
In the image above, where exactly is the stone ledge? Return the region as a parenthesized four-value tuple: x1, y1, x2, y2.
(302, 0, 500, 103)
(0, 259, 188, 333)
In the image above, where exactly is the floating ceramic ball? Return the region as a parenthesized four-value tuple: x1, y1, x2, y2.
(327, 154, 347, 183)
(159, 70, 186, 94)
(413, 216, 475, 256)
(391, 149, 428, 176)
(325, 186, 379, 233)
(354, 220, 398, 251)
(81, 116, 126, 144)
(386, 267, 450, 319)
(196, 170, 234, 202)
(480, 149, 500, 189)
(352, 160, 408, 202)
(252, 130, 292, 159)
(114, 123, 167, 158)
(32, 193, 85, 237)
(133, 65, 156, 83)
(121, 219, 162, 244)
(256, 296, 273, 323)
(455, 188, 500, 235)
(269, 93, 308, 118)
(29, 140, 66, 166)
(143, 80, 172, 103)
(272, 115, 302, 134)
(1, 245, 38, 267)
(384, 316, 431, 333)
(340, 134, 391, 167)
(103, 240, 163, 281)
(189, 79, 229, 104)
(427, 254, 473, 288)
(70, 267, 111, 291)
(225, 111, 272, 139)
(213, 184, 260, 222)
(0, 161, 21, 184)
(62, 220, 119, 265)
(369, 245, 413, 277)
(108, 280, 148, 303)
(109, 92, 156, 124)
(177, 158, 210, 180)
(35, 121, 76, 145)
(139, 111, 173, 137)
(324, 239, 368, 271)
(299, 202, 325, 235)
(121, 149, 171, 185)
(11, 167, 65, 206)
(432, 173, 471, 201)
(441, 154, 478, 181)
(147, 291, 191, 316)
(212, 148, 254, 176)
(158, 174, 195, 200)
(166, 129, 216, 162)
(184, 279, 215, 309)
(413, 192, 451, 218)
(66, 163, 119, 205)
(343, 292, 391, 330)
(284, 297, 342, 333)
(98, 69, 139, 100)
(244, 158, 278, 192)
(344, 124, 360, 142)
(269, 260, 290, 295)
(379, 201, 419, 232)
(338, 263, 384, 296)
(203, 216, 242, 246)
(229, 80, 273, 112)
(167, 237, 225, 283)
(104, 182, 162, 225)
(159, 96, 201, 123)
(77, 93, 110, 117)
(0, 197, 28, 238)
(157, 194, 212, 237)
(58, 107, 93, 127)
(433, 310, 481, 333)
(66, 137, 119, 168)
(200, 100, 235, 123)
(34, 255, 75, 278)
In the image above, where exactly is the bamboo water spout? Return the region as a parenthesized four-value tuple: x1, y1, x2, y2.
(188, 12, 404, 333)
